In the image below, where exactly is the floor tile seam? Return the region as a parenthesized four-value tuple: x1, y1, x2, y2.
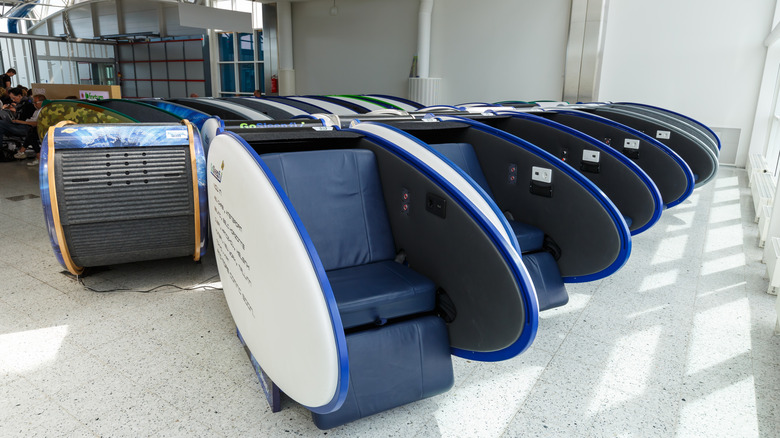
(497, 376, 582, 438)
(0, 232, 50, 256)
(69, 327, 173, 368)
(164, 416, 232, 438)
(588, 397, 683, 430)
(750, 356, 780, 392)
(144, 387, 248, 431)
(49, 374, 188, 435)
(536, 302, 590, 365)
(560, 329, 687, 365)
(598, 375, 686, 403)
(14, 374, 99, 435)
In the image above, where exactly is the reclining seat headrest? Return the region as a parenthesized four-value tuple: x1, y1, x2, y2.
(261, 149, 396, 271)
(429, 143, 494, 198)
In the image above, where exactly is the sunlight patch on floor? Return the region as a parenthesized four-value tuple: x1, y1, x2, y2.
(639, 270, 679, 292)
(0, 325, 68, 374)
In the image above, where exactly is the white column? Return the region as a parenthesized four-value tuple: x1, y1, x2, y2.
(277, 0, 295, 95)
(409, 0, 440, 106)
(417, 0, 433, 78)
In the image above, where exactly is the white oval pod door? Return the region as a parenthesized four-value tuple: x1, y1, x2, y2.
(200, 117, 223, 149)
(207, 132, 348, 413)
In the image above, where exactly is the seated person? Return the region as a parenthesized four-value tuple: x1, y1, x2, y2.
(0, 88, 11, 120)
(0, 68, 15, 90)
(14, 95, 46, 166)
(1, 90, 44, 160)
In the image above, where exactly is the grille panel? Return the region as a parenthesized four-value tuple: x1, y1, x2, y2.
(55, 146, 196, 267)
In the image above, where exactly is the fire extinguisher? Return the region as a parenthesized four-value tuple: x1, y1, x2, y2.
(271, 74, 278, 94)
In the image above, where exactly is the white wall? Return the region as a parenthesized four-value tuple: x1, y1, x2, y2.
(747, 4, 780, 166)
(291, 0, 419, 96)
(290, 0, 572, 104)
(598, 0, 776, 166)
(429, 0, 571, 104)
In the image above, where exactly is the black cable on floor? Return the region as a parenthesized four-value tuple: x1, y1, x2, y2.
(75, 273, 223, 294)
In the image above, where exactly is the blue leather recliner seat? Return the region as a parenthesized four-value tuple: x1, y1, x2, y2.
(429, 142, 568, 311)
(260, 149, 454, 429)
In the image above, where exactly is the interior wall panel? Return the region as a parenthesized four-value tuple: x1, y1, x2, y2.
(290, 0, 570, 104)
(598, 0, 775, 166)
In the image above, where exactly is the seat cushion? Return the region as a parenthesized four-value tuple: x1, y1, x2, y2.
(429, 143, 494, 197)
(327, 260, 437, 329)
(312, 316, 453, 430)
(507, 220, 545, 253)
(522, 252, 568, 311)
(261, 149, 396, 271)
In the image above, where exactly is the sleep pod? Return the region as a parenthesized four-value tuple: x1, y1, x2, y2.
(258, 96, 332, 114)
(608, 102, 721, 154)
(40, 121, 207, 276)
(85, 99, 183, 123)
(327, 95, 400, 111)
(207, 122, 539, 429)
(376, 116, 632, 290)
(565, 104, 718, 187)
(283, 95, 363, 115)
(528, 108, 695, 208)
(137, 99, 213, 131)
(364, 94, 424, 111)
(37, 99, 138, 141)
(166, 97, 273, 121)
(220, 96, 311, 119)
(469, 110, 663, 235)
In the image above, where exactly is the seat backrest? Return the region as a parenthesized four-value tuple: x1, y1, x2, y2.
(429, 143, 494, 198)
(261, 149, 396, 271)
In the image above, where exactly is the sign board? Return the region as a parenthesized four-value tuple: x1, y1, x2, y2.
(79, 90, 110, 100)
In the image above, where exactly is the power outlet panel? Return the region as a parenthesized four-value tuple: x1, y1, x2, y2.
(531, 166, 552, 184)
(624, 138, 640, 150)
(582, 150, 600, 163)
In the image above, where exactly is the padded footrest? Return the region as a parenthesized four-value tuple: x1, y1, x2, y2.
(327, 260, 437, 329)
(312, 316, 454, 430)
(523, 252, 568, 311)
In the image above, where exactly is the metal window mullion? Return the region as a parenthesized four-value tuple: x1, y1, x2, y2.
(182, 41, 189, 97)
(30, 37, 40, 84)
(146, 41, 152, 97)
(163, 41, 171, 98)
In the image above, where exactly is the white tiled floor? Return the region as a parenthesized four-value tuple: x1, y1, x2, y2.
(1, 160, 778, 437)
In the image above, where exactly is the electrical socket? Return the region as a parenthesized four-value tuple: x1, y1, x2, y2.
(624, 138, 640, 150)
(582, 150, 600, 163)
(531, 166, 552, 184)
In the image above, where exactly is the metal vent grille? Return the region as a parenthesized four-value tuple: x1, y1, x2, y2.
(54, 146, 196, 267)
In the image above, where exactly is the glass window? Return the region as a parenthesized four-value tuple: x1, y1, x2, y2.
(238, 33, 254, 61)
(78, 62, 92, 85)
(37, 60, 51, 83)
(217, 31, 264, 96)
(257, 64, 265, 94)
(235, 0, 253, 13)
(256, 30, 264, 61)
(218, 33, 234, 62)
(220, 63, 235, 93)
(239, 63, 255, 92)
(35, 40, 47, 56)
